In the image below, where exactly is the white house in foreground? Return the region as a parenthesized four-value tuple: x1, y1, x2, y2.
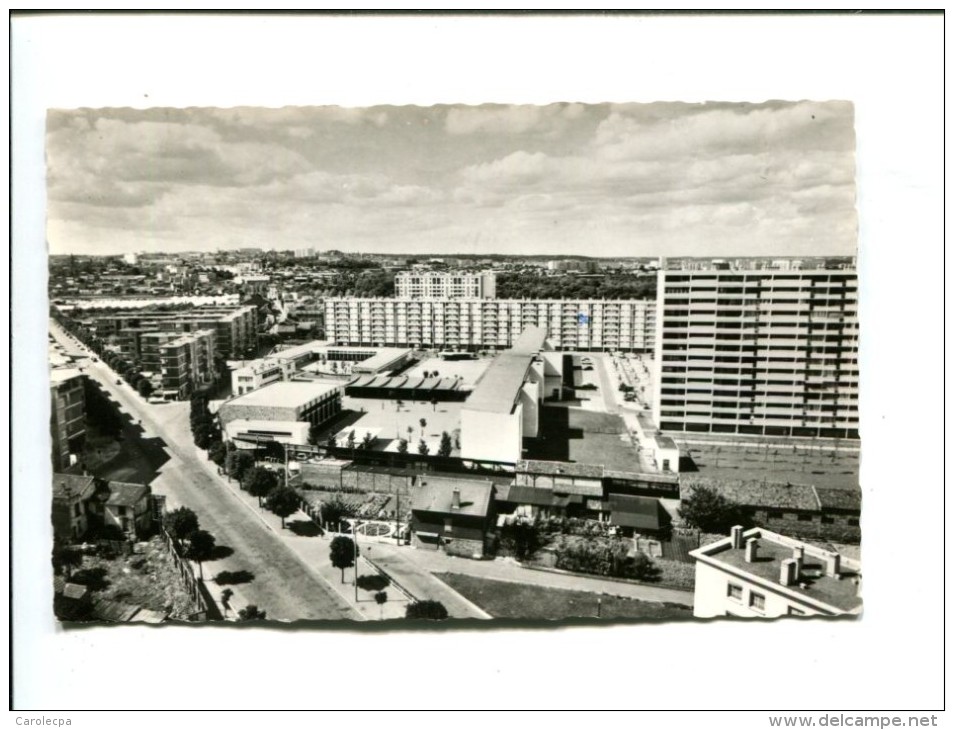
(690, 526, 862, 619)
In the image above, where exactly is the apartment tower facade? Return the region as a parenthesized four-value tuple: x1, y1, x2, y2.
(652, 263, 859, 439)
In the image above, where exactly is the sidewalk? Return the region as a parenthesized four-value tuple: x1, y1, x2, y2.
(197, 453, 414, 621)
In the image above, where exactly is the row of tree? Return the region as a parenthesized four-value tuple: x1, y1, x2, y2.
(495, 271, 657, 300)
(52, 309, 157, 397)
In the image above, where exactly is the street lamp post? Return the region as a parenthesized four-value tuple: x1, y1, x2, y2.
(353, 519, 359, 603)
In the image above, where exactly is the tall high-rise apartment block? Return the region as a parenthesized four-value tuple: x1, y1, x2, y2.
(325, 297, 655, 352)
(652, 263, 859, 439)
(394, 271, 496, 299)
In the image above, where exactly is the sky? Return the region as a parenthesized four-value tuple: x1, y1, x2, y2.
(46, 101, 858, 258)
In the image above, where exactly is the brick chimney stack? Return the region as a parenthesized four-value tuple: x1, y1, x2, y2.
(745, 537, 759, 563)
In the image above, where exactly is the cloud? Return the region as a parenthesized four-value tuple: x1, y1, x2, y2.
(445, 103, 589, 136)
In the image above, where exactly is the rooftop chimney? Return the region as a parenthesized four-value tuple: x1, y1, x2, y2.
(745, 537, 759, 563)
(730, 525, 745, 549)
(825, 552, 841, 577)
(791, 545, 805, 581)
(780, 558, 798, 587)
(451, 489, 461, 510)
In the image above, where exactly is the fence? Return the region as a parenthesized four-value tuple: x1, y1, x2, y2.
(158, 528, 214, 621)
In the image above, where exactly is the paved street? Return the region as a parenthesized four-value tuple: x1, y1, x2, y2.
(51, 321, 360, 622)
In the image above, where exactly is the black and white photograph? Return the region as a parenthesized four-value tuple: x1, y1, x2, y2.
(11, 10, 944, 716)
(45, 100, 862, 624)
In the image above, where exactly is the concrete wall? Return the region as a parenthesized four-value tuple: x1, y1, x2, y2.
(749, 510, 861, 544)
(520, 383, 540, 439)
(693, 561, 832, 619)
(460, 406, 523, 464)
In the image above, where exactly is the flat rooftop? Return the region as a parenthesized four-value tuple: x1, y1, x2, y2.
(50, 367, 85, 385)
(509, 325, 548, 355)
(226, 381, 341, 409)
(695, 529, 862, 613)
(464, 353, 532, 413)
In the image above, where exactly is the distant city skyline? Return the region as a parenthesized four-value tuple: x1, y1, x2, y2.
(46, 102, 858, 258)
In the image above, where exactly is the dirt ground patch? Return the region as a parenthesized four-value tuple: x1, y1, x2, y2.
(68, 537, 198, 619)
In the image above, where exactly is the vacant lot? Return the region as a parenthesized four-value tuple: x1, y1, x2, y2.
(67, 537, 197, 620)
(435, 573, 692, 622)
(681, 441, 860, 490)
(527, 406, 639, 471)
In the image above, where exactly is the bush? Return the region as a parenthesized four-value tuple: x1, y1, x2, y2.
(405, 600, 449, 620)
(356, 574, 390, 592)
(554, 537, 659, 581)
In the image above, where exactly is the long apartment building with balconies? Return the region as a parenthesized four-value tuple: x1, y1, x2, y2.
(324, 297, 656, 353)
(652, 263, 859, 440)
(76, 305, 258, 360)
(394, 270, 496, 299)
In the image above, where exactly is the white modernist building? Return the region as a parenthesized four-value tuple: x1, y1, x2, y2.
(459, 326, 562, 465)
(690, 526, 862, 619)
(231, 339, 412, 396)
(395, 270, 496, 299)
(325, 297, 655, 353)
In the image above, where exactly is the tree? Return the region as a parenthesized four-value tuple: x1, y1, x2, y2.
(244, 466, 279, 507)
(361, 431, 374, 450)
(406, 425, 413, 441)
(374, 591, 388, 619)
(397, 438, 409, 455)
(184, 529, 216, 580)
(136, 378, 154, 397)
(226, 450, 255, 483)
(238, 604, 267, 621)
(430, 396, 438, 412)
(437, 431, 453, 458)
(329, 535, 358, 583)
(405, 600, 448, 620)
(500, 519, 543, 560)
(165, 507, 199, 543)
(324, 434, 338, 453)
(221, 588, 234, 616)
(320, 496, 350, 532)
(419, 418, 427, 438)
(346, 430, 356, 453)
(208, 440, 227, 467)
(266, 486, 300, 528)
(679, 484, 748, 534)
(417, 439, 430, 456)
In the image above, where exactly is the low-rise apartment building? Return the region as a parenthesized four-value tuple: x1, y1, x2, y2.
(50, 368, 86, 472)
(156, 330, 216, 400)
(690, 526, 862, 618)
(325, 297, 655, 353)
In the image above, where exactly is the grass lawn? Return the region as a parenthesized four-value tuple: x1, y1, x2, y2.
(434, 573, 692, 622)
